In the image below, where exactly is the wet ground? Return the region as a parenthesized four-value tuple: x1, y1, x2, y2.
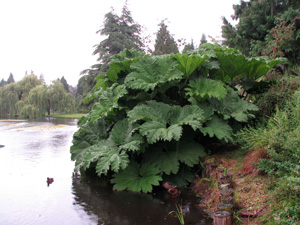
(0, 118, 212, 225)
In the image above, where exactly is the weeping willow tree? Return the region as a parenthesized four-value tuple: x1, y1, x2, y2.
(0, 83, 19, 118)
(19, 105, 38, 119)
(46, 80, 75, 115)
(0, 75, 75, 119)
(27, 85, 48, 118)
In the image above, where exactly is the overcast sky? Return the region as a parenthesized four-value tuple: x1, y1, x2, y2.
(0, 0, 240, 86)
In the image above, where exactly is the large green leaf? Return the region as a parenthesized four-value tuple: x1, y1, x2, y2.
(177, 140, 206, 166)
(128, 101, 204, 144)
(143, 147, 180, 175)
(125, 55, 184, 91)
(185, 78, 228, 102)
(110, 118, 144, 151)
(95, 143, 130, 175)
(163, 166, 195, 187)
(111, 162, 162, 192)
(139, 122, 182, 144)
(209, 87, 258, 122)
(243, 57, 275, 80)
(143, 139, 206, 175)
(88, 84, 128, 122)
(200, 115, 233, 142)
(173, 53, 207, 79)
(106, 49, 144, 82)
(71, 118, 108, 161)
(213, 51, 248, 82)
(73, 119, 143, 175)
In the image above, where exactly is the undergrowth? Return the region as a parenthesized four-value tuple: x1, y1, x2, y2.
(237, 90, 300, 224)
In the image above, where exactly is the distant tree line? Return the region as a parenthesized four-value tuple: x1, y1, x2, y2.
(0, 73, 75, 119)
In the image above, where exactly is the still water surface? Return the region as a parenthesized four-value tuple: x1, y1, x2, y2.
(0, 118, 212, 225)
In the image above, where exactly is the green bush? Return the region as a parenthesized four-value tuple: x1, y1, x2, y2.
(256, 74, 300, 118)
(238, 90, 300, 224)
(70, 45, 279, 193)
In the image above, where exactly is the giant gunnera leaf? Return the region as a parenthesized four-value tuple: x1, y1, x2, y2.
(173, 53, 207, 79)
(142, 139, 206, 175)
(111, 162, 162, 193)
(124, 55, 184, 91)
(88, 84, 128, 123)
(200, 115, 233, 142)
(73, 119, 143, 176)
(128, 100, 204, 144)
(209, 87, 258, 122)
(185, 78, 228, 102)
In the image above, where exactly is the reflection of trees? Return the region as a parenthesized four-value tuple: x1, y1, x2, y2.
(71, 176, 212, 225)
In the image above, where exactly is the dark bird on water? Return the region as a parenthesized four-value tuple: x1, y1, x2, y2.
(47, 177, 54, 186)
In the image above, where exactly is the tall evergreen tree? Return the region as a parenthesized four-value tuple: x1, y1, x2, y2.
(93, 1, 143, 68)
(39, 74, 46, 84)
(0, 79, 7, 87)
(200, 34, 208, 46)
(7, 73, 15, 84)
(60, 76, 70, 92)
(77, 1, 144, 112)
(183, 39, 195, 52)
(222, 0, 300, 63)
(153, 20, 179, 55)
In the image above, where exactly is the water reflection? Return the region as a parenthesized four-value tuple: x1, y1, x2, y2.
(0, 119, 212, 225)
(72, 175, 212, 225)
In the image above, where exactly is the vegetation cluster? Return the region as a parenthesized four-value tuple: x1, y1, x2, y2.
(1, 0, 300, 223)
(70, 0, 300, 224)
(70, 44, 280, 193)
(0, 74, 75, 119)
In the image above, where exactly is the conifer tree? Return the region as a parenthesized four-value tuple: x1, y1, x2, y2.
(60, 76, 70, 92)
(200, 34, 208, 46)
(77, 1, 144, 111)
(0, 79, 6, 87)
(153, 20, 179, 55)
(7, 73, 15, 84)
(222, 0, 299, 62)
(93, 1, 143, 68)
(183, 39, 195, 52)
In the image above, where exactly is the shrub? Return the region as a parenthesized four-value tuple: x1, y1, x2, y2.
(70, 45, 279, 193)
(237, 90, 300, 224)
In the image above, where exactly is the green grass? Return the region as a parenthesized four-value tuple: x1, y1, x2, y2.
(47, 113, 86, 119)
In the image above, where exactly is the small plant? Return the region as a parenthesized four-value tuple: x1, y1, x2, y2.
(169, 204, 185, 225)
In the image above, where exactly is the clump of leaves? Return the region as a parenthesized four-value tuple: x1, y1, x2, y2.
(71, 45, 279, 193)
(256, 74, 300, 118)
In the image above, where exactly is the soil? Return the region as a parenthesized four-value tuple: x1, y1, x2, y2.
(193, 147, 272, 224)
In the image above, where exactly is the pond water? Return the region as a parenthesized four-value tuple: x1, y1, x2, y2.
(0, 118, 212, 225)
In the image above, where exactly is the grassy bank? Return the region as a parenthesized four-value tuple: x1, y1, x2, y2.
(47, 113, 86, 119)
